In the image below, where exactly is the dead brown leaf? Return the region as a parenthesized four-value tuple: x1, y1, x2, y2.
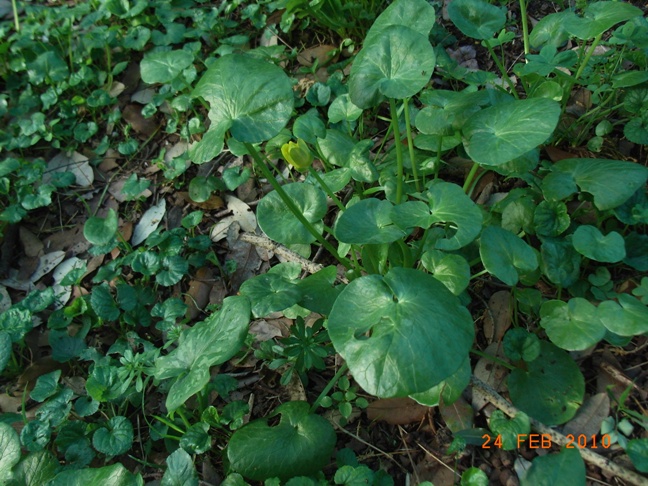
(439, 395, 473, 433)
(297, 45, 338, 67)
(473, 342, 509, 413)
(184, 267, 214, 320)
(483, 290, 512, 345)
(123, 103, 159, 139)
(562, 393, 610, 440)
(366, 397, 429, 425)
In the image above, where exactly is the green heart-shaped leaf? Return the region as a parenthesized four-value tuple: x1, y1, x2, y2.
(328, 268, 474, 397)
(335, 199, 407, 244)
(542, 158, 648, 210)
(84, 209, 118, 246)
(154, 296, 250, 412)
(508, 341, 584, 425)
(228, 401, 336, 481)
(409, 356, 471, 407)
(599, 294, 648, 336)
(193, 54, 293, 143)
(563, 1, 642, 40)
(489, 410, 531, 451)
(463, 98, 560, 166)
(349, 25, 435, 109)
(427, 180, 483, 250)
(46, 463, 142, 486)
(92, 416, 133, 456)
(257, 183, 327, 247)
(0, 422, 21, 482)
(365, 0, 436, 41)
(448, 0, 506, 40)
(540, 298, 606, 351)
(420, 250, 470, 296)
(539, 237, 582, 287)
(141, 50, 193, 84)
(572, 225, 626, 263)
(521, 447, 586, 485)
(240, 273, 302, 318)
(480, 226, 538, 286)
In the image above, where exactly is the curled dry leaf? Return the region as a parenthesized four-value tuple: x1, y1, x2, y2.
(184, 267, 214, 320)
(297, 45, 338, 67)
(132, 199, 166, 246)
(483, 290, 512, 345)
(226, 195, 257, 233)
(123, 103, 159, 139)
(366, 397, 429, 425)
(439, 395, 474, 433)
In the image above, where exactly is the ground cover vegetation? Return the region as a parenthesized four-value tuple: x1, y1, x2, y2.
(0, 0, 647, 484)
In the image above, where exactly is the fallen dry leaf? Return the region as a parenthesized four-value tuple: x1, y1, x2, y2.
(123, 103, 159, 139)
(562, 393, 610, 440)
(297, 45, 338, 67)
(19, 226, 44, 258)
(439, 395, 474, 433)
(472, 343, 509, 413)
(483, 290, 512, 345)
(184, 267, 214, 320)
(366, 397, 429, 425)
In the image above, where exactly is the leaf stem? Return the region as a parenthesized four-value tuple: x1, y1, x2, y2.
(484, 42, 519, 99)
(308, 168, 345, 211)
(389, 98, 405, 204)
(470, 349, 515, 371)
(403, 98, 421, 192)
(519, 0, 530, 56)
(245, 143, 351, 269)
(462, 162, 480, 194)
(310, 362, 349, 413)
(11, 0, 19, 32)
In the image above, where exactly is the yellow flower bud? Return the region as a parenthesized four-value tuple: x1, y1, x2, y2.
(281, 139, 313, 172)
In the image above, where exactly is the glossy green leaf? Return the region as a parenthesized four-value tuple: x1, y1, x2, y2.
(257, 183, 327, 246)
(409, 356, 471, 407)
(10, 450, 59, 486)
(563, 1, 642, 40)
(509, 341, 584, 425)
(533, 201, 570, 237)
(348, 25, 435, 109)
(365, 0, 436, 42)
(297, 266, 343, 315)
(542, 158, 648, 210)
(90, 283, 120, 321)
(156, 256, 189, 286)
(180, 422, 210, 455)
(141, 50, 193, 84)
(84, 209, 118, 246)
(448, 0, 506, 40)
(420, 250, 470, 296)
(489, 410, 530, 451)
(529, 11, 572, 49)
(427, 180, 483, 250)
(46, 463, 143, 486)
(521, 447, 585, 486)
(30, 370, 61, 402)
(335, 199, 407, 244)
(461, 467, 489, 486)
(503, 328, 540, 362)
(328, 268, 474, 397)
(539, 237, 581, 287)
(480, 226, 538, 286)
(626, 439, 648, 473)
(154, 296, 250, 412)
(572, 225, 625, 263)
(21, 419, 51, 452)
(316, 130, 378, 182)
(0, 422, 21, 482)
(240, 273, 302, 318)
(193, 54, 293, 143)
(293, 109, 326, 144)
(463, 98, 560, 166)
(228, 401, 336, 481)
(92, 416, 133, 456)
(328, 94, 363, 124)
(540, 299, 606, 351)
(162, 448, 199, 486)
(599, 294, 648, 336)
(0, 331, 11, 374)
